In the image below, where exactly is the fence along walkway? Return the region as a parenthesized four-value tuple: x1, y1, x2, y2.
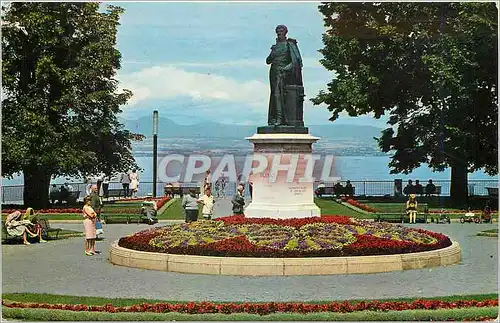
(1, 180, 497, 204)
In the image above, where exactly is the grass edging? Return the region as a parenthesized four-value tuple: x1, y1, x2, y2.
(2, 306, 497, 321)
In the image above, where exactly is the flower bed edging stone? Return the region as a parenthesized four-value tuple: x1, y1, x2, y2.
(109, 240, 461, 276)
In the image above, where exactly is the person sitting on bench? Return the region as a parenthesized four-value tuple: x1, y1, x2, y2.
(5, 209, 46, 244)
(141, 193, 158, 224)
(406, 194, 418, 224)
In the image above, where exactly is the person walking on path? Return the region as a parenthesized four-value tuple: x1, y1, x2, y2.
(232, 184, 245, 215)
(198, 187, 215, 220)
(182, 189, 199, 223)
(82, 196, 97, 256)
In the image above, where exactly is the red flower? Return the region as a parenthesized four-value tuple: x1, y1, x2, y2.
(2, 298, 497, 315)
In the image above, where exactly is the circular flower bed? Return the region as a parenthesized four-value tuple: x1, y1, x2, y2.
(118, 215, 452, 258)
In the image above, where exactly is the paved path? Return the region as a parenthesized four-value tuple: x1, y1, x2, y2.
(2, 221, 497, 302)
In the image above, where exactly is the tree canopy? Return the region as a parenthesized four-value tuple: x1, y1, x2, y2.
(313, 2, 498, 203)
(2, 3, 140, 207)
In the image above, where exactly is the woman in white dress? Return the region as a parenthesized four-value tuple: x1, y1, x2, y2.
(129, 169, 139, 198)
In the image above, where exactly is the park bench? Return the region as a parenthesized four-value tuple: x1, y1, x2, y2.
(317, 186, 355, 198)
(165, 186, 201, 197)
(102, 205, 154, 224)
(486, 187, 498, 199)
(375, 203, 429, 223)
(38, 218, 62, 239)
(49, 190, 81, 205)
(2, 222, 22, 242)
(164, 186, 182, 197)
(105, 188, 125, 200)
(1, 218, 61, 242)
(422, 186, 441, 196)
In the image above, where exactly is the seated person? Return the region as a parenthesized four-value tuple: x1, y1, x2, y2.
(425, 179, 436, 196)
(345, 180, 354, 196)
(64, 182, 74, 192)
(464, 207, 475, 218)
(141, 194, 158, 224)
(334, 182, 344, 196)
(414, 180, 424, 195)
(5, 209, 46, 244)
(59, 185, 70, 203)
(403, 180, 415, 195)
(316, 182, 325, 198)
(49, 184, 59, 204)
(164, 183, 174, 198)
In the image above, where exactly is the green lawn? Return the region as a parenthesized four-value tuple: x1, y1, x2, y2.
(314, 199, 365, 217)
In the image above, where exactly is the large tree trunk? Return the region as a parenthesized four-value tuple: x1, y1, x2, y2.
(23, 166, 51, 209)
(450, 163, 468, 208)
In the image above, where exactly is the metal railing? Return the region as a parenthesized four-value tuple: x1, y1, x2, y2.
(0, 181, 251, 204)
(1, 180, 497, 204)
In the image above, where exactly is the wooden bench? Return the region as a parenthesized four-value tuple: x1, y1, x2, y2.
(317, 186, 355, 197)
(422, 186, 441, 196)
(486, 187, 498, 198)
(105, 189, 124, 200)
(164, 186, 182, 197)
(49, 190, 81, 204)
(38, 218, 61, 239)
(376, 203, 429, 223)
(102, 206, 152, 224)
(165, 186, 201, 197)
(2, 223, 22, 242)
(1, 218, 61, 242)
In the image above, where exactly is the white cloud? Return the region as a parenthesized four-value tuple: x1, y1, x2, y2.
(117, 65, 269, 108)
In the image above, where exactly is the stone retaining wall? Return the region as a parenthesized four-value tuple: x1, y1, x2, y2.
(109, 241, 461, 276)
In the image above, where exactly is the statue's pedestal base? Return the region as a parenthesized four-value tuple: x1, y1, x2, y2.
(244, 133, 321, 219)
(257, 125, 308, 134)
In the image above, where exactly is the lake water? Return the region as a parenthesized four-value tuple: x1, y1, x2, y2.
(2, 155, 497, 185)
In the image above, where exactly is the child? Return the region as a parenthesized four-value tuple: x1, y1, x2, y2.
(406, 194, 418, 224)
(198, 188, 215, 220)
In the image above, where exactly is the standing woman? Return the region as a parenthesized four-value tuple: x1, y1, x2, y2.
(406, 194, 418, 224)
(129, 169, 139, 198)
(82, 196, 97, 256)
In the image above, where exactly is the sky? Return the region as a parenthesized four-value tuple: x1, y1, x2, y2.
(111, 2, 389, 127)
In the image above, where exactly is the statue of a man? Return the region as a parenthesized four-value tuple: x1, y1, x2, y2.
(266, 25, 303, 126)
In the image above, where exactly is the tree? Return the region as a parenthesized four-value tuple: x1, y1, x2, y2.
(2, 3, 140, 208)
(313, 2, 498, 205)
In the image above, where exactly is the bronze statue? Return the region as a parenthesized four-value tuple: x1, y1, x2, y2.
(266, 25, 303, 126)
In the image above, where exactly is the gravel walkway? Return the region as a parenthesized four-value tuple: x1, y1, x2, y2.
(2, 215, 498, 302)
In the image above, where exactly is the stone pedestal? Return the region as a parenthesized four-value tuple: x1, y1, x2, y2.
(244, 133, 321, 219)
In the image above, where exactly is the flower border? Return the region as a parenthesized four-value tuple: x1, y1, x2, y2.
(3, 298, 497, 315)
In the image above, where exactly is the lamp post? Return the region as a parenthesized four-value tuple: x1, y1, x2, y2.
(153, 110, 159, 197)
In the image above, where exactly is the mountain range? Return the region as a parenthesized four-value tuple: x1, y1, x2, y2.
(120, 116, 386, 143)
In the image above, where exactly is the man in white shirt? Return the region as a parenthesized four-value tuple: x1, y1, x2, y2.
(198, 188, 215, 220)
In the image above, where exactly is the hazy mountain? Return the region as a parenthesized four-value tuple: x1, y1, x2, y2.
(120, 116, 385, 142)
